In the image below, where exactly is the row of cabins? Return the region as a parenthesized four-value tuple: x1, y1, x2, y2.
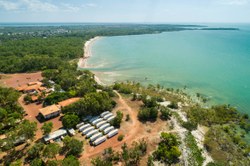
(76, 111, 118, 146)
(42, 111, 119, 146)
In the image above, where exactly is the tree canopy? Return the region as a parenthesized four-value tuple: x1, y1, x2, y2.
(153, 132, 181, 165)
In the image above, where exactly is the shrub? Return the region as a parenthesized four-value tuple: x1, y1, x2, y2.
(138, 107, 158, 122)
(160, 107, 171, 120)
(168, 101, 179, 109)
(181, 121, 198, 131)
(110, 111, 123, 128)
(118, 134, 124, 141)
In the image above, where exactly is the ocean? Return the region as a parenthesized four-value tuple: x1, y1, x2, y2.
(87, 24, 250, 114)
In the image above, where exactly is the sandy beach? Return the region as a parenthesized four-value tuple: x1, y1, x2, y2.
(78, 36, 106, 85)
(78, 36, 101, 68)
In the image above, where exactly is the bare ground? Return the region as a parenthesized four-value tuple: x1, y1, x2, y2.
(0, 72, 42, 88)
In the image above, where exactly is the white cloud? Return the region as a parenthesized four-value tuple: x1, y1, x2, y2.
(0, 0, 20, 10)
(218, 0, 249, 5)
(20, 0, 58, 12)
(87, 3, 96, 7)
(0, 0, 97, 12)
(61, 3, 80, 12)
(83, 3, 97, 8)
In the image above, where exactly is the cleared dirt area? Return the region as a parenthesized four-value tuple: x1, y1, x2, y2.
(80, 91, 170, 165)
(0, 72, 42, 88)
(1, 72, 62, 139)
(18, 94, 63, 139)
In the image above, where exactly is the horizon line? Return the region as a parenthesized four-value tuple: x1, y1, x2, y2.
(0, 21, 250, 24)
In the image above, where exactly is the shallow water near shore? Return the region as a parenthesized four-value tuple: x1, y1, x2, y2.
(86, 24, 250, 114)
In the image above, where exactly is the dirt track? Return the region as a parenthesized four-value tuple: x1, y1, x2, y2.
(80, 91, 141, 163)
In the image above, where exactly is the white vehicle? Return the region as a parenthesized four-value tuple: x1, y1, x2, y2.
(106, 115, 115, 122)
(79, 124, 91, 132)
(96, 121, 106, 128)
(86, 129, 99, 138)
(76, 122, 84, 129)
(90, 133, 103, 142)
(100, 111, 110, 117)
(107, 129, 118, 138)
(103, 113, 113, 120)
(92, 118, 103, 125)
(99, 123, 110, 131)
(93, 136, 106, 146)
(82, 126, 95, 135)
(104, 126, 115, 134)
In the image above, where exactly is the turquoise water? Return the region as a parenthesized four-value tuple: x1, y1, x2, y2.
(87, 24, 250, 114)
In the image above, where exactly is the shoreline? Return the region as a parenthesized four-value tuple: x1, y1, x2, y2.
(78, 36, 101, 68)
(78, 36, 106, 86)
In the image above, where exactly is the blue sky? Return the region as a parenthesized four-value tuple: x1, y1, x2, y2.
(0, 0, 250, 23)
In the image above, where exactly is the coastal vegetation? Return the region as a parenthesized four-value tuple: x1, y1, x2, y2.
(0, 24, 249, 165)
(153, 132, 181, 165)
(91, 139, 147, 166)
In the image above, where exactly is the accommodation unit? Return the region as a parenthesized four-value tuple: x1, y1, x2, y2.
(99, 123, 110, 131)
(86, 129, 99, 138)
(90, 133, 103, 142)
(100, 111, 110, 117)
(43, 129, 67, 143)
(107, 129, 118, 138)
(57, 97, 80, 108)
(89, 116, 100, 123)
(16, 81, 44, 94)
(76, 122, 85, 129)
(93, 136, 106, 146)
(92, 118, 103, 125)
(106, 115, 115, 122)
(39, 104, 61, 120)
(103, 113, 113, 120)
(96, 121, 106, 128)
(82, 126, 95, 135)
(28, 81, 42, 86)
(104, 126, 115, 134)
(79, 124, 91, 132)
(23, 84, 40, 93)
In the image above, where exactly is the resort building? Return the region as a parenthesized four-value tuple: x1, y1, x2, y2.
(39, 104, 61, 119)
(43, 129, 67, 143)
(57, 97, 80, 108)
(16, 81, 46, 94)
(27, 81, 42, 86)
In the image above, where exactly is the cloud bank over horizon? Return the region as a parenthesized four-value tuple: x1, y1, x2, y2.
(0, 0, 249, 23)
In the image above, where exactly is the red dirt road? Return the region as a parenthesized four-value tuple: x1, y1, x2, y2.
(80, 91, 141, 163)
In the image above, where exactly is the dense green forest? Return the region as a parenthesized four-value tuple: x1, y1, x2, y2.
(0, 24, 202, 73)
